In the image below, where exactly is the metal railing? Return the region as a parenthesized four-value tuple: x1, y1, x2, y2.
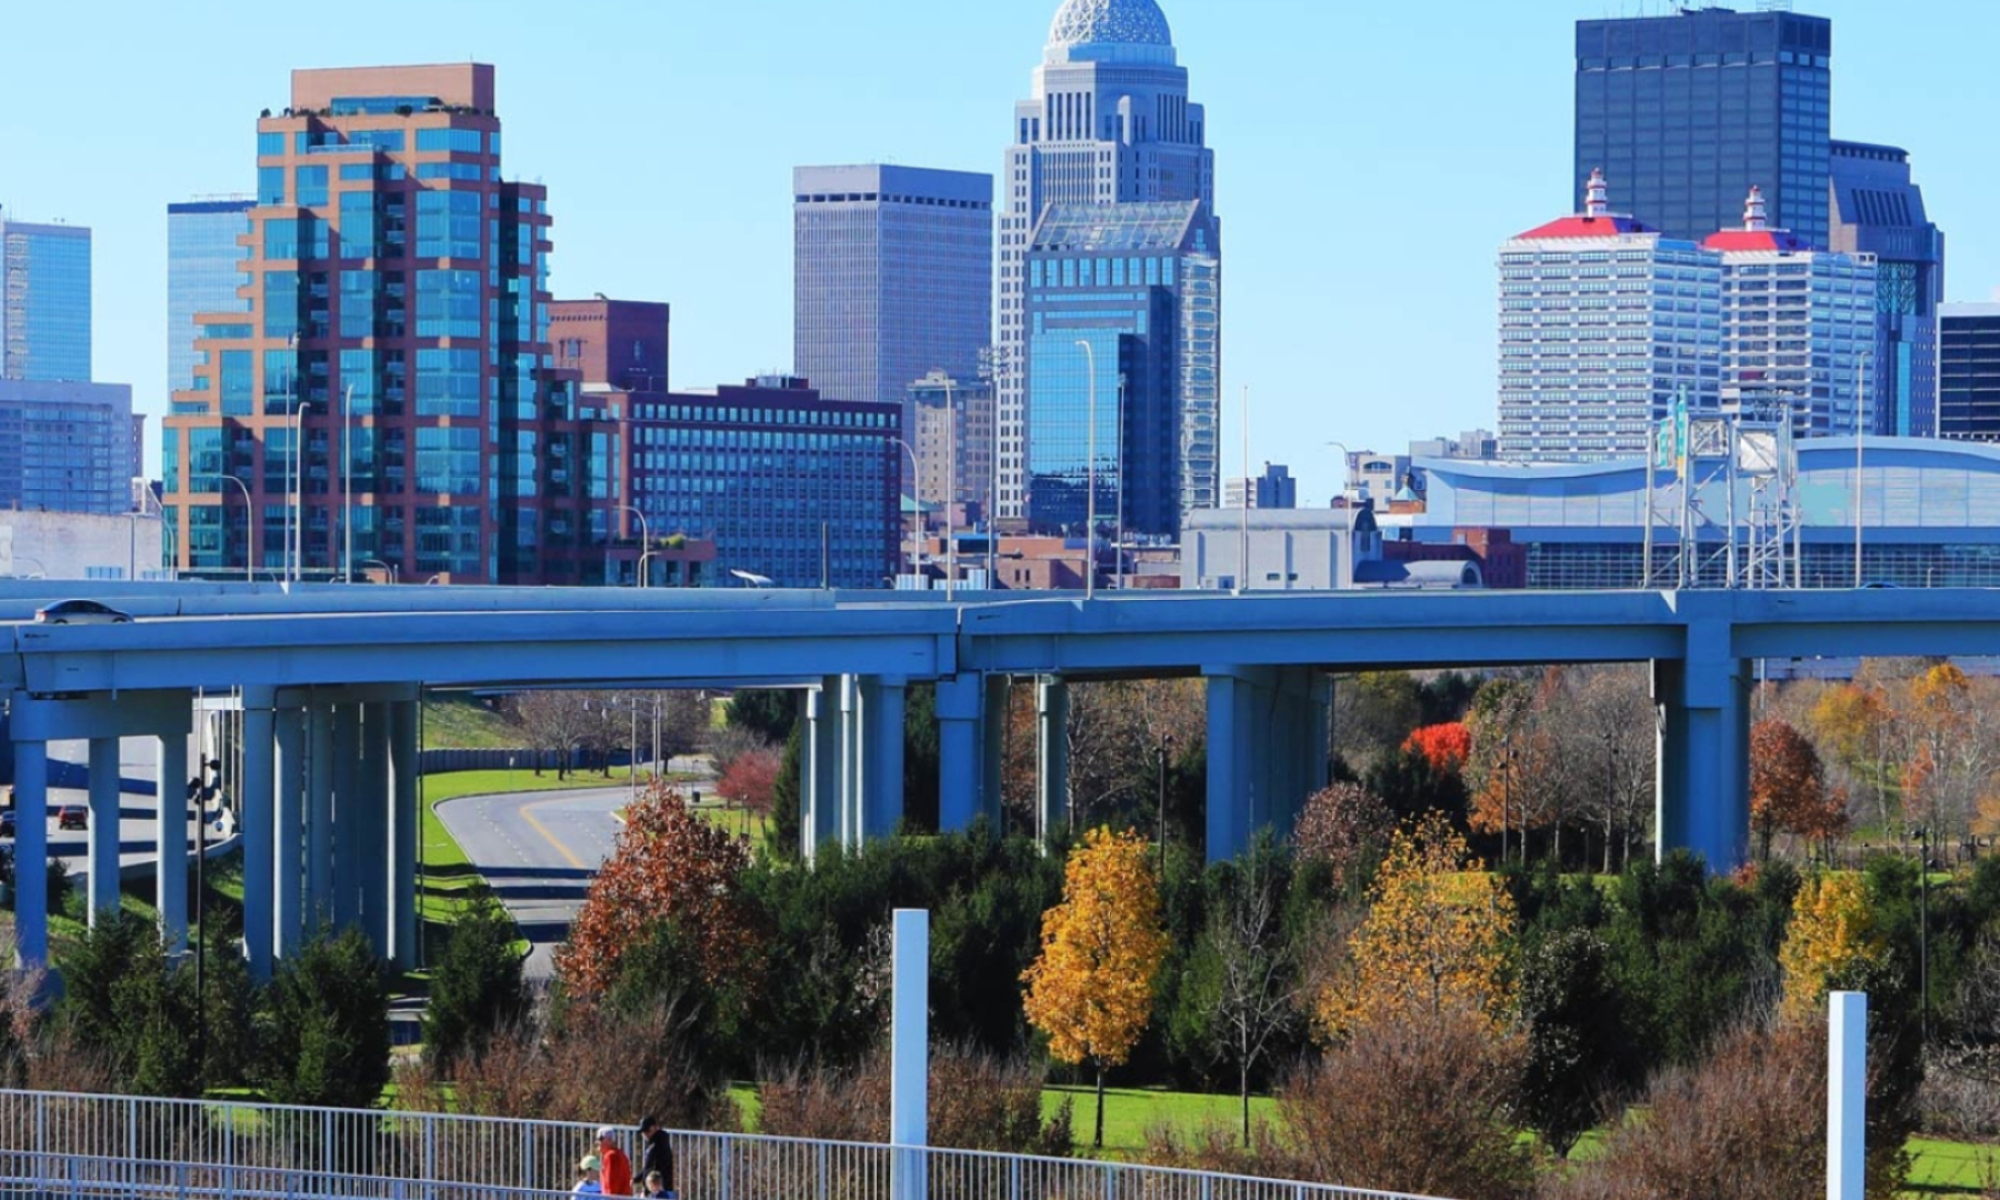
(0, 1090, 1449, 1200)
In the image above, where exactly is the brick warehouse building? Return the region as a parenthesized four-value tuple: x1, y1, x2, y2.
(161, 64, 608, 584)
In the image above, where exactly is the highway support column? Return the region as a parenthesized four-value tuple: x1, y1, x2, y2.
(155, 728, 190, 953)
(85, 737, 122, 924)
(240, 686, 278, 982)
(1653, 614, 1750, 873)
(1205, 666, 1330, 864)
(1035, 677, 1068, 846)
(935, 674, 986, 834)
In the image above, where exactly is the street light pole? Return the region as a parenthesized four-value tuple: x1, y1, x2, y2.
(341, 382, 355, 583)
(944, 377, 957, 603)
(290, 399, 314, 584)
(1075, 339, 1097, 602)
(614, 504, 652, 587)
(1854, 350, 1871, 588)
(890, 438, 924, 586)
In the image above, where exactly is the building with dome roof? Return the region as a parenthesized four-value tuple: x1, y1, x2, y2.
(996, 0, 1219, 534)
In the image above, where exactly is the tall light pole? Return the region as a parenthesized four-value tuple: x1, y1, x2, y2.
(289, 399, 314, 584)
(1853, 350, 1871, 588)
(890, 438, 924, 586)
(195, 474, 254, 582)
(134, 487, 175, 581)
(614, 504, 652, 587)
(1075, 339, 1097, 602)
(341, 382, 355, 583)
(1325, 441, 1353, 588)
(943, 377, 957, 603)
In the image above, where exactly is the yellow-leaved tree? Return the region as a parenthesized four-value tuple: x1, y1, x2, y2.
(1316, 811, 1517, 1041)
(1779, 873, 1889, 1021)
(1022, 827, 1169, 1149)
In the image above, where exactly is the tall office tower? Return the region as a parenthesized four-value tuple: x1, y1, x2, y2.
(793, 163, 992, 494)
(1708, 187, 1876, 437)
(163, 64, 569, 584)
(908, 370, 996, 520)
(167, 199, 255, 395)
(1498, 171, 1721, 463)
(1940, 304, 2000, 444)
(1830, 140, 1946, 436)
(1024, 201, 1218, 536)
(0, 380, 134, 514)
(1, 214, 92, 382)
(997, 0, 1217, 525)
(1575, 7, 1831, 248)
(1223, 463, 1296, 510)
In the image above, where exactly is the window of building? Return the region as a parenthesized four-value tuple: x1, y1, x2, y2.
(295, 166, 329, 208)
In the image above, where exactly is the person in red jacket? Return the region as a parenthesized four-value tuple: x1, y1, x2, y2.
(596, 1127, 634, 1198)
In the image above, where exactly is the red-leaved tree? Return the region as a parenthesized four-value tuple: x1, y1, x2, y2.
(716, 746, 783, 816)
(1749, 716, 1848, 861)
(1402, 723, 1473, 775)
(554, 780, 756, 1000)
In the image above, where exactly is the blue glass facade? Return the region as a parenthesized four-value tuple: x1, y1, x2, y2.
(1, 219, 92, 382)
(0, 380, 134, 514)
(1024, 201, 1219, 537)
(1829, 140, 1945, 437)
(168, 200, 255, 396)
(1940, 305, 2000, 444)
(1575, 10, 1831, 248)
(626, 381, 900, 589)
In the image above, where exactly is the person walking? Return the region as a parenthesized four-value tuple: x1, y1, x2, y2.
(597, 1127, 634, 1198)
(642, 1172, 670, 1199)
(572, 1156, 602, 1195)
(638, 1117, 675, 1198)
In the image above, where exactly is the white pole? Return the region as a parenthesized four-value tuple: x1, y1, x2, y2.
(891, 908, 930, 1200)
(290, 399, 313, 585)
(1076, 340, 1096, 602)
(1238, 384, 1250, 594)
(342, 383, 354, 583)
(1854, 351, 1870, 588)
(944, 378, 957, 603)
(1828, 991, 1867, 1200)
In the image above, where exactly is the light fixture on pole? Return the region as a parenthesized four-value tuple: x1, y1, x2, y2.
(194, 474, 255, 582)
(1075, 339, 1097, 602)
(614, 504, 652, 587)
(890, 438, 924, 586)
(290, 398, 315, 584)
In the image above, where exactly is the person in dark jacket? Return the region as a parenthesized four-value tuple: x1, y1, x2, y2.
(638, 1117, 675, 1196)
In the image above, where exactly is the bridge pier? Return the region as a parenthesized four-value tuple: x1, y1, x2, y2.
(803, 681, 842, 862)
(856, 676, 906, 842)
(1653, 650, 1750, 874)
(330, 704, 362, 933)
(358, 701, 392, 957)
(388, 697, 420, 970)
(1035, 677, 1068, 845)
(936, 675, 1001, 834)
(305, 702, 334, 928)
(273, 706, 305, 959)
(85, 737, 121, 924)
(156, 728, 189, 953)
(1205, 666, 1329, 863)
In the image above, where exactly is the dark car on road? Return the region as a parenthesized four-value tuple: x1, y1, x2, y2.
(56, 806, 86, 831)
(0, 811, 13, 839)
(33, 599, 134, 625)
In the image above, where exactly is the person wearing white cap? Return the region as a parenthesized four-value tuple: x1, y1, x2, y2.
(597, 1127, 634, 1197)
(572, 1155, 602, 1195)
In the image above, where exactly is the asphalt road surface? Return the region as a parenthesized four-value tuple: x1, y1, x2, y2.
(434, 785, 632, 979)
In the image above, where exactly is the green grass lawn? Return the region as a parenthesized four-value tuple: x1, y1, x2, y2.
(422, 697, 523, 751)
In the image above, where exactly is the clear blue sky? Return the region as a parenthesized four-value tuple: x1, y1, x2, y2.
(1, 0, 1995, 506)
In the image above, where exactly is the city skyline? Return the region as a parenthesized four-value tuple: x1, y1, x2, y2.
(4, 0, 2000, 508)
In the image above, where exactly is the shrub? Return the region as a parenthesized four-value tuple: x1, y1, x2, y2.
(256, 927, 391, 1109)
(755, 1044, 1072, 1155)
(423, 885, 528, 1070)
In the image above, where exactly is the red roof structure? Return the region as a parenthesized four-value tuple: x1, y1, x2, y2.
(1513, 168, 1658, 240)
(1703, 186, 1811, 252)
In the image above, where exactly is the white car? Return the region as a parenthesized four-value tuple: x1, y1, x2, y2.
(33, 599, 134, 625)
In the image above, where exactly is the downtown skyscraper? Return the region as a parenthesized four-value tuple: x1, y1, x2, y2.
(1, 212, 92, 383)
(1574, 7, 1831, 248)
(997, 0, 1218, 531)
(161, 64, 599, 584)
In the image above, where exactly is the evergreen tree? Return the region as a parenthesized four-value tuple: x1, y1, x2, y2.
(257, 927, 392, 1109)
(423, 886, 528, 1069)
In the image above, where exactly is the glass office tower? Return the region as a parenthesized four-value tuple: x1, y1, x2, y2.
(997, 0, 1217, 524)
(1575, 8, 1831, 248)
(1024, 200, 1219, 537)
(1940, 305, 2000, 444)
(167, 199, 255, 395)
(1830, 140, 1945, 437)
(1, 215, 92, 382)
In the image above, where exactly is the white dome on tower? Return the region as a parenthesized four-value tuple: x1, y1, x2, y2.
(1044, 0, 1176, 65)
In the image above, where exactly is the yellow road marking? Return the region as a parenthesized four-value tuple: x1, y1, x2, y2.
(519, 797, 586, 870)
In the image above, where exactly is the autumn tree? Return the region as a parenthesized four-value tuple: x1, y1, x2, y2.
(1193, 844, 1302, 1145)
(1900, 664, 2000, 843)
(1779, 873, 1889, 1022)
(716, 746, 783, 817)
(1464, 676, 1556, 864)
(1750, 717, 1847, 861)
(1022, 827, 1170, 1148)
(1315, 812, 1517, 1040)
(555, 779, 757, 1001)
(1292, 782, 1392, 895)
(508, 690, 593, 777)
(1402, 723, 1472, 774)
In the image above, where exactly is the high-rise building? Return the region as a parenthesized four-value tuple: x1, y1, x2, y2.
(1940, 304, 2000, 444)
(1023, 200, 1219, 536)
(162, 64, 583, 584)
(998, 0, 1217, 524)
(1, 214, 92, 382)
(908, 370, 995, 521)
(1707, 187, 1876, 437)
(0, 379, 134, 514)
(1224, 463, 1296, 510)
(1574, 7, 1831, 248)
(1498, 171, 1721, 463)
(1830, 140, 1946, 436)
(627, 377, 901, 589)
(167, 199, 255, 396)
(793, 163, 991, 495)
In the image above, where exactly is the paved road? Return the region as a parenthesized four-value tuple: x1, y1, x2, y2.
(435, 785, 630, 979)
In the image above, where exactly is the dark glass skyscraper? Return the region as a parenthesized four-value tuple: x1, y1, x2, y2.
(1830, 140, 1945, 436)
(1023, 200, 1219, 537)
(1575, 8, 1831, 248)
(1940, 305, 2000, 444)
